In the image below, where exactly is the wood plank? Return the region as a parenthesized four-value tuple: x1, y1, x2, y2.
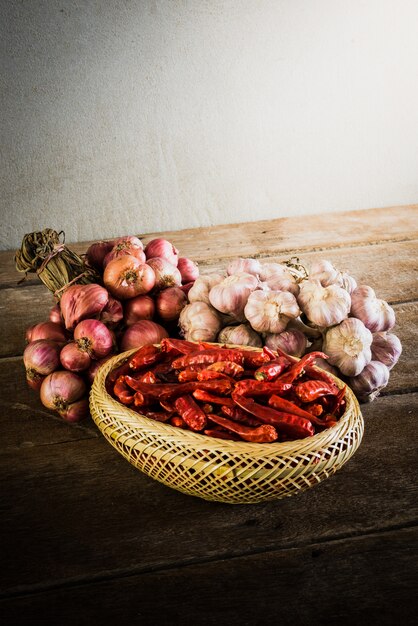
(1, 393, 417, 595)
(0, 358, 98, 450)
(0, 526, 416, 625)
(1, 240, 417, 358)
(2, 204, 417, 288)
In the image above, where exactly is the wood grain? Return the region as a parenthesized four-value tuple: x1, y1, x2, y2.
(0, 527, 416, 625)
(1, 393, 417, 595)
(2, 204, 417, 288)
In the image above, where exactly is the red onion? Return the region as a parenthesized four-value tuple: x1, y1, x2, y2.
(24, 339, 61, 380)
(60, 283, 109, 330)
(40, 371, 86, 416)
(120, 320, 169, 351)
(85, 240, 116, 270)
(99, 296, 123, 327)
(26, 321, 67, 345)
(60, 342, 92, 372)
(124, 294, 155, 326)
(177, 257, 199, 283)
(103, 236, 146, 267)
(155, 287, 187, 321)
(146, 257, 182, 291)
(61, 397, 90, 422)
(86, 356, 113, 384)
(73, 319, 114, 359)
(104, 255, 155, 299)
(144, 238, 179, 266)
(49, 304, 63, 324)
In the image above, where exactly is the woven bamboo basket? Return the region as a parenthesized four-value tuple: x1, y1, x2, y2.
(90, 347, 364, 504)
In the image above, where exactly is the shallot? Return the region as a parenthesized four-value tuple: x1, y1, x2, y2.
(60, 283, 109, 330)
(23, 339, 61, 380)
(177, 257, 199, 283)
(40, 371, 87, 421)
(155, 287, 187, 321)
(124, 294, 155, 325)
(60, 342, 92, 372)
(73, 319, 114, 359)
(103, 236, 146, 267)
(120, 320, 169, 351)
(146, 257, 182, 291)
(104, 255, 155, 299)
(144, 238, 179, 266)
(85, 240, 115, 270)
(26, 321, 67, 345)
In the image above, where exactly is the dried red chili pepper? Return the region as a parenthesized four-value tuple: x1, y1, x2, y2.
(208, 414, 278, 443)
(268, 394, 321, 421)
(254, 357, 290, 381)
(170, 415, 188, 429)
(138, 370, 158, 384)
(232, 394, 314, 438)
(142, 410, 173, 422)
(233, 379, 292, 397)
(278, 351, 329, 384)
(160, 338, 199, 355)
(295, 380, 340, 402)
(113, 376, 135, 405)
(128, 344, 163, 371)
(107, 359, 131, 385)
(221, 405, 261, 427)
(174, 395, 207, 431)
(172, 348, 244, 369)
(178, 368, 200, 382)
(203, 429, 240, 441)
(206, 361, 245, 378)
(304, 365, 340, 388)
(192, 389, 235, 406)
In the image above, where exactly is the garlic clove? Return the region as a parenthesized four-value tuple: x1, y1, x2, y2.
(264, 329, 308, 357)
(297, 279, 351, 327)
(187, 273, 225, 305)
(348, 360, 390, 402)
(322, 317, 372, 376)
(371, 332, 402, 370)
(350, 285, 396, 332)
(244, 290, 301, 334)
(227, 258, 262, 277)
(179, 302, 223, 342)
(209, 273, 259, 321)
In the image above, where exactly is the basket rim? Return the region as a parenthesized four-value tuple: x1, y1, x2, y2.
(90, 343, 362, 458)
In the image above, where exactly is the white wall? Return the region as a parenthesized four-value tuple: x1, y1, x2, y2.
(1, 0, 418, 250)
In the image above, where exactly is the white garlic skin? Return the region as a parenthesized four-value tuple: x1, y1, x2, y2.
(227, 258, 262, 277)
(179, 302, 222, 342)
(322, 317, 372, 376)
(350, 285, 396, 332)
(297, 279, 351, 327)
(309, 260, 357, 294)
(209, 273, 259, 320)
(244, 290, 301, 334)
(218, 323, 263, 348)
(188, 273, 225, 305)
(348, 361, 390, 403)
(371, 332, 402, 370)
(264, 329, 308, 357)
(259, 262, 299, 296)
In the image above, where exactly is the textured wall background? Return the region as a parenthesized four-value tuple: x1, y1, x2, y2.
(1, 0, 418, 250)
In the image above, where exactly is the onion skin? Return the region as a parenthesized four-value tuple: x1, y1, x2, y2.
(26, 322, 67, 345)
(178, 257, 199, 283)
(60, 397, 90, 422)
(40, 371, 86, 413)
(155, 287, 187, 322)
(103, 236, 146, 267)
(85, 240, 116, 270)
(60, 283, 109, 331)
(74, 319, 114, 359)
(24, 339, 61, 378)
(99, 296, 123, 327)
(104, 255, 156, 299)
(144, 238, 179, 266)
(123, 294, 155, 326)
(49, 305, 63, 324)
(60, 342, 92, 372)
(26, 373, 46, 391)
(120, 320, 169, 351)
(146, 257, 182, 291)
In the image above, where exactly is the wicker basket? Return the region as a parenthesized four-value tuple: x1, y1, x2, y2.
(90, 347, 364, 504)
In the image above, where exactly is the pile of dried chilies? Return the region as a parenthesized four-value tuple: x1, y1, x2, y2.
(107, 339, 347, 443)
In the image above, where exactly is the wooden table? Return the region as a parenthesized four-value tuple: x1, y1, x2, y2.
(1, 205, 417, 625)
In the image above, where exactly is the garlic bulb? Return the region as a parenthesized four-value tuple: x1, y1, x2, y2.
(322, 317, 373, 376)
(264, 329, 308, 358)
(371, 332, 402, 370)
(244, 290, 300, 334)
(209, 273, 259, 320)
(187, 273, 225, 305)
(218, 324, 263, 348)
(350, 285, 395, 332)
(297, 280, 351, 327)
(227, 257, 262, 276)
(179, 302, 222, 342)
(348, 361, 390, 402)
(259, 263, 299, 296)
(309, 260, 357, 294)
